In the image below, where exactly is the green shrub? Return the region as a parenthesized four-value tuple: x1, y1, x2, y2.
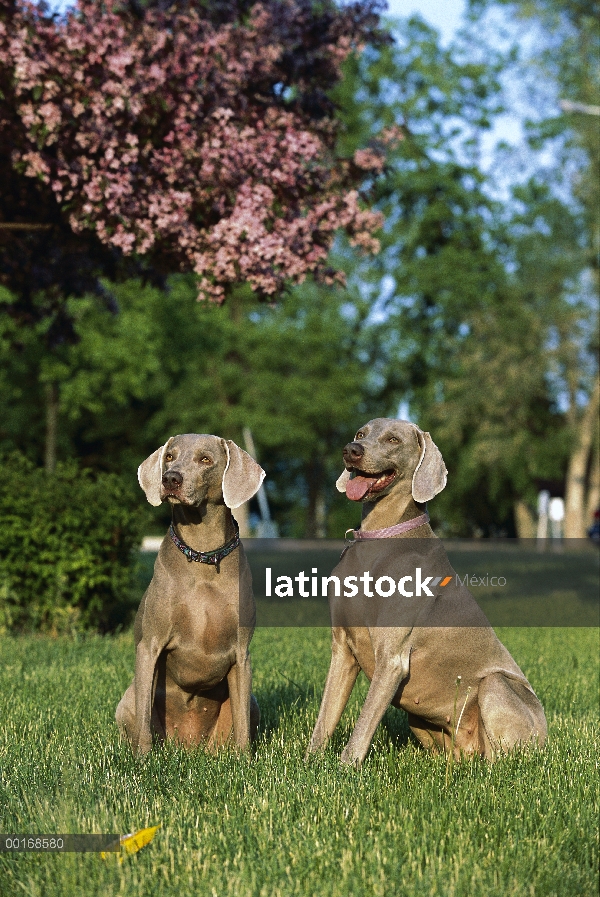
(0, 454, 145, 634)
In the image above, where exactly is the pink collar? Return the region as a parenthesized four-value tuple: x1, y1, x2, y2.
(345, 513, 429, 542)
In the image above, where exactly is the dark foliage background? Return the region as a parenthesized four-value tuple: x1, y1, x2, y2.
(0, 454, 145, 633)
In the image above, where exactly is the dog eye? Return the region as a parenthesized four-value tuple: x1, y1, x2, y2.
(165, 453, 173, 462)
(388, 437, 400, 443)
(200, 457, 212, 464)
(355, 431, 365, 439)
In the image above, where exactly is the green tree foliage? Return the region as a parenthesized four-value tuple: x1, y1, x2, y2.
(469, 0, 599, 277)
(0, 8, 595, 539)
(0, 276, 392, 535)
(466, 0, 599, 535)
(328, 17, 575, 533)
(206, 283, 393, 535)
(0, 281, 188, 470)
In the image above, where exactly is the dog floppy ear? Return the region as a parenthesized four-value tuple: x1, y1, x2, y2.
(411, 429, 447, 503)
(222, 440, 266, 509)
(138, 438, 173, 506)
(336, 469, 351, 493)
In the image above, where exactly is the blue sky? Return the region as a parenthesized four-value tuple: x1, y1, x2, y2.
(385, 0, 467, 44)
(386, 1, 529, 166)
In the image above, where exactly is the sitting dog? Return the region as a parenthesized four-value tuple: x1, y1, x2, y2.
(307, 418, 547, 764)
(116, 434, 264, 756)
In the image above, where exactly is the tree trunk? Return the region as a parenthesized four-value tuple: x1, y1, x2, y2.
(513, 499, 536, 539)
(305, 462, 326, 538)
(585, 440, 599, 526)
(44, 381, 59, 473)
(315, 490, 327, 539)
(564, 377, 600, 538)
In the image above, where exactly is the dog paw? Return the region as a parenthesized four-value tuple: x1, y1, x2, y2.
(340, 747, 362, 767)
(132, 737, 153, 758)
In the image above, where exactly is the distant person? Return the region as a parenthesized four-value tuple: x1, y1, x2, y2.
(537, 490, 550, 541)
(548, 497, 564, 543)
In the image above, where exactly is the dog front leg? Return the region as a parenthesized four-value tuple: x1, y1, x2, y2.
(340, 644, 411, 766)
(227, 650, 252, 750)
(132, 637, 162, 757)
(306, 630, 360, 756)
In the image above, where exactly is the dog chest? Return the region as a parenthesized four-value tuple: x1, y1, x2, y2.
(162, 641, 234, 692)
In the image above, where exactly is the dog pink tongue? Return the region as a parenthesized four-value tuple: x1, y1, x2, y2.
(346, 474, 378, 501)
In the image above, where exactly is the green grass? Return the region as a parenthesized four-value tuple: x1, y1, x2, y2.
(0, 628, 598, 896)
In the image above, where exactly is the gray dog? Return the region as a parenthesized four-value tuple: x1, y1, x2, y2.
(307, 418, 547, 764)
(116, 434, 264, 756)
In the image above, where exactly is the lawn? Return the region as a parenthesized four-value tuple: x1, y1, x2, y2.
(0, 626, 598, 897)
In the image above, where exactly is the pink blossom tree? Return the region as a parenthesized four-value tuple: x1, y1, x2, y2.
(0, 0, 389, 310)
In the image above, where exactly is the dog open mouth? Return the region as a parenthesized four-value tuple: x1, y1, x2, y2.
(346, 469, 397, 501)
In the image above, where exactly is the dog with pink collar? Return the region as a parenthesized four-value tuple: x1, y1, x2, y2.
(306, 418, 547, 765)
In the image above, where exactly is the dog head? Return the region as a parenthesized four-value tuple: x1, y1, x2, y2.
(138, 434, 265, 509)
(335, 418, 447, 504)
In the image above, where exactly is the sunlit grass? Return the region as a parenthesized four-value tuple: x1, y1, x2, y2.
(0, 628, 597, 896)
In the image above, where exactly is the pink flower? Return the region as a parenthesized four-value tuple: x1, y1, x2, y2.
(1, 0, 387, 301)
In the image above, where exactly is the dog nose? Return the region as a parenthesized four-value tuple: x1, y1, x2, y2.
(162, 470, 183, 491)
(343, 442, 364, 463)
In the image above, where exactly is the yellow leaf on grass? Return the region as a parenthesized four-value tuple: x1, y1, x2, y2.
(100, 825, 160, 861)
(121, 825, 161, 855)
